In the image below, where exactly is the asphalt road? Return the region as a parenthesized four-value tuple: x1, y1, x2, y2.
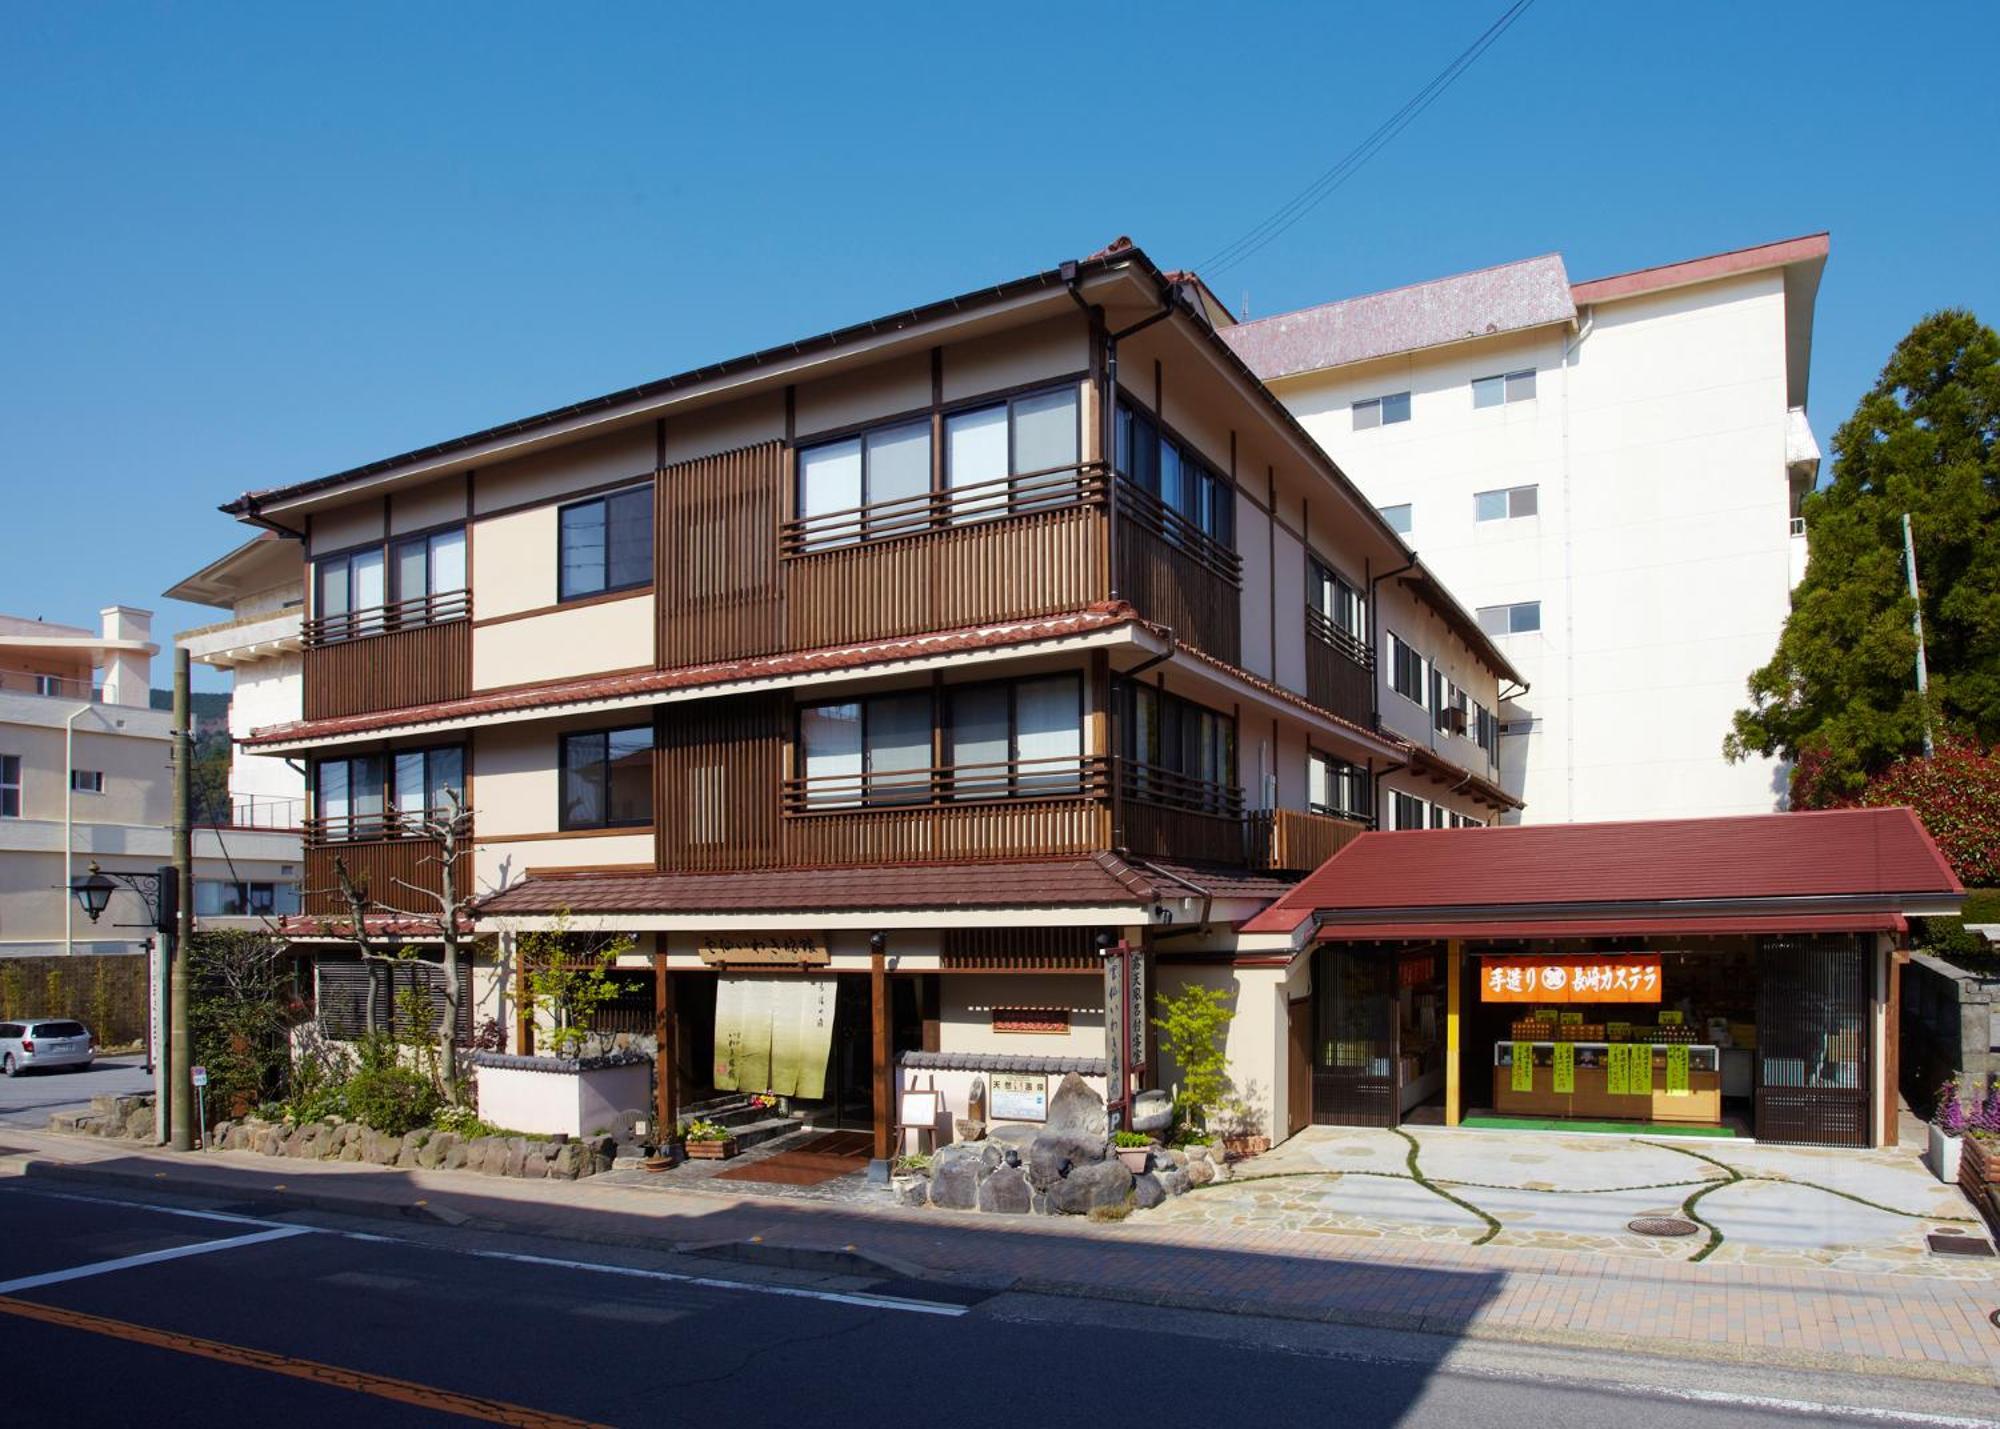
(0, 1179, 1990, 1428)
(0, 1054, 150, 1130)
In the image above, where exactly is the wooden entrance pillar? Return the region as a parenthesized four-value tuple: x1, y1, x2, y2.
(653, 950, 677, 1146)
(513, 934, 532, 1056)
(1445, 939, 1464, 1127)
(871, 942, 892, 1164)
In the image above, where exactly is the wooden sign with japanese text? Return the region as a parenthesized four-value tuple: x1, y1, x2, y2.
(1479, 955, 1662, 1004)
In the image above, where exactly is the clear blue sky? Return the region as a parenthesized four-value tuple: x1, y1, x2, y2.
(4, 2, 1995, 690)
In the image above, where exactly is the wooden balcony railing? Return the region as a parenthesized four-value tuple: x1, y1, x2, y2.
(301, 821, 458, 917)
(303, 589, 471, 647)
(1111, 758, 1248, 865)
(302, 596, 472, 721)
(1115, 479, 1241, 663)
(1246, 807, 1370, 872)
(779, 462, 1110, 649)
(777, 754, 1112, 864)
(1304, 606, 1375, 728)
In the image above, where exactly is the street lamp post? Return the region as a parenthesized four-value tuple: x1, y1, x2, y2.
(69, 860, 185, 1149)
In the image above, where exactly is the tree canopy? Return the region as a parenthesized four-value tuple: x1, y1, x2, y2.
(1727, 309, 2000, 796)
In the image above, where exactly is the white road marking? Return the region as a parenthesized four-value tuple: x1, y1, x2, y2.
(1606, 1383, 2000, 1427)
(1, 1185, 970, 1317)
(456, 1245, 970, 1317)
(0, 1225, 313, 1294)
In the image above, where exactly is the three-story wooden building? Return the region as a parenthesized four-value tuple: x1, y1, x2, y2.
(232, 240, 1522, 1153)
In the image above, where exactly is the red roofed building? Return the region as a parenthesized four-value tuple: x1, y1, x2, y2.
(1231, 808, 1960, 1149)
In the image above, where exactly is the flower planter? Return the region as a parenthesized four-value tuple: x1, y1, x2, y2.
(684, 1137, 739, 1161)
(1115, 1146, 1152, 1174)
(468, 1051, 652, 1140)
(1929, 1124, 1963, 1184)
(1961, 1134, 2000, 1189)
(1219, 1134, 1270, 1163)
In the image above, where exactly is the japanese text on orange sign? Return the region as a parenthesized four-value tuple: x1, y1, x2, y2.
(1480, 956, 1662, 1004)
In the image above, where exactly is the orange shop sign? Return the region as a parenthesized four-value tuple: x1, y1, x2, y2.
(1480, 955, 1662, 1003)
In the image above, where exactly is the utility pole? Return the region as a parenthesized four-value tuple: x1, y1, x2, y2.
(170, 647, 195, 1151)
(1902, 513, 1935, 758)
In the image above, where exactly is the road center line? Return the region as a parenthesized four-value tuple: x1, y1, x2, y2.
(0, 1225, 313, 1294)
(0, 1297, 607, 1429)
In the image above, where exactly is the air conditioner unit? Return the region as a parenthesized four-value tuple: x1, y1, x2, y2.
(1447, 707, 1468, 735)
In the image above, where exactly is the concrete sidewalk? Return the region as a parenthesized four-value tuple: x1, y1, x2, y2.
(4, 1127, 1997, 1387)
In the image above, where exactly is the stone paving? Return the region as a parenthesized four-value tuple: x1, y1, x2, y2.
(1142, 1125, 2000, 1280)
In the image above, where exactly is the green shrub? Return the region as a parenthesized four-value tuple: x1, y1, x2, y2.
(1112, 1129, 1152, 1148)
(345, 1063, 442, 1137)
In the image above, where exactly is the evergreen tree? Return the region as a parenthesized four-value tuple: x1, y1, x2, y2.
(1727, 309, 2000, 796)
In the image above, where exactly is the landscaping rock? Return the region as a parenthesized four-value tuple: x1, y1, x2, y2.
(1130, 1089, 1174, 1134)
(1045, 1072, 1108, 1141)
(127, 1106, 155, 1141)
(976, 1165, 1034, 1214)
(416, 1132, 457, 1171)
(893, 1175, 931, 1208)
(399, 1130, 429, 1164)
(1155, 1167, 1191, 1197)
(1049, 1158, 1132, 1215)
(551, 1142, 581, 1179)
(1024, 1132, 1107, 1191)
(929, 1143, 991, 1210)
(1186, 1156, 1214, 1187)
(1132, 1171, 1166, 1210)
(986, 1123, 1039, 1149)
(443, 1139, 469, 1171)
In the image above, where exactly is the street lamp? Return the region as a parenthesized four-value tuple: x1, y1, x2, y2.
(67, 861, 185, 1149)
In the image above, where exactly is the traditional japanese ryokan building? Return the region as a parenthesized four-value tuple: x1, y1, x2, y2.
(218, 238, 1960, 1160)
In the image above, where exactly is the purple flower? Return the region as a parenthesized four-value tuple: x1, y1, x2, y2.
(1936, 1079, 1970, 1134)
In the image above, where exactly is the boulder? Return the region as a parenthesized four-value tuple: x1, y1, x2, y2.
(1049, 1158, 1132, 1215)
(929, 1143, 990, 1210)
(1185, 1156, 1214, 1187)
(1024, 1132, 1107, 1191)
(976, 1165, 1034, 1214)
(1155, 1167, 1191, 1197)
(126, 1106, 155, 1141)
(986, 1123, 1039, 1149)
(893, 1175, 931, 1208)
(1045, 1072, 1108, 1141)
(1132, 1171, 1166, 1210)
(551, 1142, 582, 1179)
(417, 1133, 457, 1171)
(443, 1139, 469, 1171)
(399, 1130, 429, 1165)
(1130, 1089, 1174, 1134)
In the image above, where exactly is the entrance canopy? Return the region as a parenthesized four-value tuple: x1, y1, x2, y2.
(1241, 807, 1963, 945)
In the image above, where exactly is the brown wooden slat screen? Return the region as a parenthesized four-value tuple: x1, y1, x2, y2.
(314, 954, 474, 1043)
(785, 504, 1107, 649)
(303, 618, 471, 721)
(1755, 933, 1873, 1148)
(940, 926, 1103, 971)
(1115, 518, 1241, 665)
(656, 692, 787, 871)
(1304, 611, 1375, 728)
(658, 441, 786, 667)
(1248, 808, 1368, 872)
(303, 835, 450, 917)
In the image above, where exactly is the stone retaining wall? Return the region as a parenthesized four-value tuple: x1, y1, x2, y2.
(208, 1117, 618, 1179)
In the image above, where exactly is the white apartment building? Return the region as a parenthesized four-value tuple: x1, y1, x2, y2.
(1222, 234, 1826, 822)
(165, 534, 308, 922)
(0, 606, 301, 958)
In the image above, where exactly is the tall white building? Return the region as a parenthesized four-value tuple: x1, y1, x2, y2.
(1223, 234, 1826, 822)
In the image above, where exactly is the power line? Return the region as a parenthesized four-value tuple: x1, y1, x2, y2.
(1200, 0, 1538, 280)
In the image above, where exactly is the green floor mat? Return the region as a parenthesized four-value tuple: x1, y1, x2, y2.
(1460, 1115, 1738, 1138)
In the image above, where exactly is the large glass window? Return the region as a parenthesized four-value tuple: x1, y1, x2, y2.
(0, 754, 18, 817)
(392, 746, 465, 821)
(1117, 682, 1236, 812)
(799, 420, 933, 541)
(1113, 400, 1232, 548)
(315, 753, 386, 838)
(1476, 600, 1542, 636)
(1388, 633, 1426, 707)
(314, 546, 386, 636)
(798, 694, 930, 807)
(946, 387, 1080, 520)
(560, 726, 654, 830)
(559, 485, 654, 600)
(1309, 751, 1372, 822)
(1353, 391, 1411, 429)
(1309, 557, 1366, 644)
(195, 880, 302, 918)
(1472, 369, 1536, 408)
(946, 675, 1082, 798)
(1388, 789, 1428, 831)
(390, 527, 468, 608)
(1474, 485, 1538, 522)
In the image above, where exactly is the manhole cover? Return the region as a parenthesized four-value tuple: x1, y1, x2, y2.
(1928, 1232, 1997, 1258)
(1628, 1216, 1701, 1237)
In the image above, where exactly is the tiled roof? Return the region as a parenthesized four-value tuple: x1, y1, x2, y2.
(1241, 807, 1963, 937)
(476, 854, 1162, 916)
(1221, 255, 1576, 382)
(245, 604, 1141, 747)
(475, 852, 1295, 919)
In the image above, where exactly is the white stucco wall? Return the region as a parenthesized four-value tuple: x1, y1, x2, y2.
(1273, 269, 1798, 822)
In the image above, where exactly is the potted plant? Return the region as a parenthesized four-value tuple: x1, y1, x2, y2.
(1930, 1078, 1968, 1183)
(1961, 1080, 2000, 1189)
(682, 1118, 738, 1160)
(1212, 1097, 1270, 1163)
(1112, 1129, 1153, 1174)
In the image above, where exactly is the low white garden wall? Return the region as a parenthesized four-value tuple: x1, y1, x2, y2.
(470, 1052, 652, 1139)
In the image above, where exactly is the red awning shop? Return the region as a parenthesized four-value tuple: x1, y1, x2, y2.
(1241, 808, 1964, 1148)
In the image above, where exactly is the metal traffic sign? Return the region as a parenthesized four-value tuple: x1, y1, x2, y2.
(190, 1065, 208, 1088)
